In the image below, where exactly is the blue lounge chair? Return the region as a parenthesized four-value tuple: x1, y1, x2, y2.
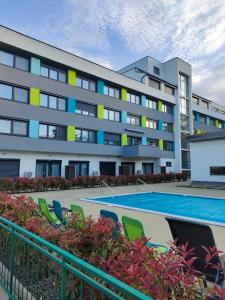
(100, 209, 119, 238)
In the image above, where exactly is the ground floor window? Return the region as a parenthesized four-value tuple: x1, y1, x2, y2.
(121, 162, 135, 175)
(36, 160, 61, 177)
(142, 163, 154, 175)
(99, 162, 116, 176)
(69, 161, 89, 176)
(0, 159, 20, 179)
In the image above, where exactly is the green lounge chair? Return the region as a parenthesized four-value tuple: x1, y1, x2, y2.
(122, 215, 167, 254)
(38, 198, 61, 227)
(70, 204, 85, 228)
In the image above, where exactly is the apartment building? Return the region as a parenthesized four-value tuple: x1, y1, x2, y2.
(0, 25, 224, 178)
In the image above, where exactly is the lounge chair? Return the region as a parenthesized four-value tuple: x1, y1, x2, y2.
(166, 217, 224, 286)
(122, 216, 167, 254)
(70, 204, 85, 227)
(52, 200, 68, 225)
(100, 209, 119, 238)
(38, 198, 61, 227)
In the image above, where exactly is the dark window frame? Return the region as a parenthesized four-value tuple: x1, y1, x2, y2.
(69, 160, 90, 176)
(36, 160, 62, 177)
(40, 92, 67, 111)
(210, 167, 225, 176)
(75, 128, 96, 144)
(0, 117, 28, 137)
(40, 64, 67, 83)
(0, 82, 29, 103)
(0, 49, 30, 72)
(104, 132, 121, 146)
(39, 123, 67, 141)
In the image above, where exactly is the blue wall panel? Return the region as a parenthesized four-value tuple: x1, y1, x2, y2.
(97, 130, 104, 144)
(67, 98, 76, 113)
(29, 120, 39, 138)
(30, 57, 41, 75)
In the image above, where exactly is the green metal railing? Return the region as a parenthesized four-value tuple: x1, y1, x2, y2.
(0, 216, 152, 300)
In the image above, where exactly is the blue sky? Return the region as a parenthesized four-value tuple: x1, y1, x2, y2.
(0, 0, 225, 105)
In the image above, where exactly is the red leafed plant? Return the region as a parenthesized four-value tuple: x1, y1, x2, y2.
(0, 192, 225, 299)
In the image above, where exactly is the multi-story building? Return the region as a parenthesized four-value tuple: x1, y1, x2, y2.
(0, 25, 224, 178)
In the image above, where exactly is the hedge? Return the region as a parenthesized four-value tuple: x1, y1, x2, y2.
(0, 172, 188, 193)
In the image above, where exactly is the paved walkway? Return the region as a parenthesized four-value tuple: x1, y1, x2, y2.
(28, 181, 225, 250)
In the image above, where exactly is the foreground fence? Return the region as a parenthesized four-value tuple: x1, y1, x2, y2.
(0, 216, 151, 300)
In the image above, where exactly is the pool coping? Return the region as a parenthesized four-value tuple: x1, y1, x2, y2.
(80, 191, 225, 228)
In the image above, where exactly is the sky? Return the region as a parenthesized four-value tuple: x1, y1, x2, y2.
(0, 0, 225, 105)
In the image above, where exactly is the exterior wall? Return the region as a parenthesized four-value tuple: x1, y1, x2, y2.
(190, 140, 225, 183)
(0, 151, 172, 177)
(0, 25, 224, 178)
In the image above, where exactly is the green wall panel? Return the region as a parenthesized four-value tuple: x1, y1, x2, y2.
(158, 100, 163, 112)
(121, 88, 127, 101)
(67, 126, 76, 141)
(68, 70, 76, 86)
(141, 115, 146, 128)
(97, 104, 104, 119)
(159, 139, 163, 151)
(121, 133, 128, 146)
(29, 88, 40, 106)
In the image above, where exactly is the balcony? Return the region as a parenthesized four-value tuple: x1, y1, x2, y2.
(122, 145, 174, 158)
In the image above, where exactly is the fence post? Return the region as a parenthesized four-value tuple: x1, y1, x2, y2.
(9, 228, 15, 297)
(61, 257, 66, 300)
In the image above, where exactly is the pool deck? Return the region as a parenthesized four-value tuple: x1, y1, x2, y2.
(28, 181, 225, 251)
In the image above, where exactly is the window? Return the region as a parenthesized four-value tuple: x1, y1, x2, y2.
(127, 114, 140, 126)
(180, 98, 189, 115)
(210, 167, 225, 176)
(142, 163, 154, 175)
(104, 85, 120, 99)
(146, 119, 157, 129)
(164, 141, 173, 151)
(0, 83, 12, 99)
(210, 118, 216, 126)
(15, 56, 29, 71)
(179, 74, 189, 98)
(39, 124, 66, 140)
(165, 85, 174, 95)
(75, 128, 96, 143)
(40, 93, 66, 111)
(0, 118, 27, 136)
(127, 136, 141, 145)
(103, 108, 120, 122)
(147, 138, 158, 147)
(0, 50, 13, 66)
(181, 150, 190, 169)
(127, 92, 140, 105)
(166, 161, 172, 167)
(200, 115, 206, 124)
(104, 133, 120, 146)
(162, 103, 173, 114)
(36, 160, 61, 177)
(153, 66, 160, 75)
(201, 100, 209, 109)
(162, 122, 173, 132)
(76, 101, 96, 117)
(69, 161, 89, 176)
(149, 78, 160, 90)
(146, 99, 157, 109)
(0, 83, 28, 103)
(76, 75, 96, 91)
(180, 115, 190, 132)
(40, 64, 66, 82)
(0, 50, 29, 71)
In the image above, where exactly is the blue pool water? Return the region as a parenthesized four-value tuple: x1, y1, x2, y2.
(85, 192, 225, 225)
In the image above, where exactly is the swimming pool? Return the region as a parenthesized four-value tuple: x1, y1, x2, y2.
(84, 192, 225, 226)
